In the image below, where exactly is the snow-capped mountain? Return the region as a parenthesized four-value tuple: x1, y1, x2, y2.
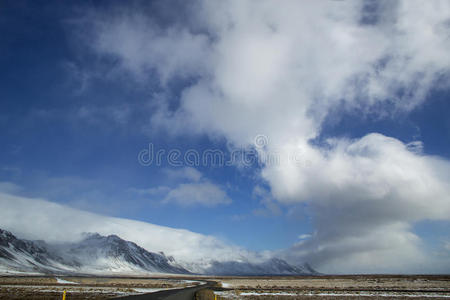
(0, 228, 316, 276)
(0, 229, 188, 275)
(52, 233, 188, 274)
(200, 258, 317, 276)
(0, 229, 73, 274)
(178, 257, 317, 276)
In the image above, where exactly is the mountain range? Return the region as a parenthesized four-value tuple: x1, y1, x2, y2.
(0, 228, 316, 276)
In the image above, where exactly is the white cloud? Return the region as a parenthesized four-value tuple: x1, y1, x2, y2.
(0, 182, 21, 194)
(252, 185, 282, 217)
(129, 185, 171, 196)
(272, 134, 450, 273)
(444, 241, 450, 251)
(132, 168, 231, 207)
(76, 0, 450, 273)
(286, 222, 429, 274)
(88, 11, 211, 85)
(163, 181, 231, 207)
(298, 234, 311, 240)
(163, 167, 203, 182)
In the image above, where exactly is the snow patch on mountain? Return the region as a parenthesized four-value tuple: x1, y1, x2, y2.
(0, 228, 188, 275)
(0, 228, 316, 276)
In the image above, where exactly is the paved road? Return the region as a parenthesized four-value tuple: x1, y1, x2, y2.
(113, 281, 215, 300)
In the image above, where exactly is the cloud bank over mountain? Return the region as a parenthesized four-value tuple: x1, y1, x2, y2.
(0, 192, 244, 264)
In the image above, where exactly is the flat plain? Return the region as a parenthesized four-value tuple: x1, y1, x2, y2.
(0, 275, 449, 299)
(213, 275, 450, 299)
(0, 276, 199, 299)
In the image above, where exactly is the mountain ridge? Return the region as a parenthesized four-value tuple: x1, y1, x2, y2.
(0, 228, 317, 276)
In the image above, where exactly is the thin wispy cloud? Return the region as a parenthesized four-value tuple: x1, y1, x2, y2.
(130, 168, 231, 207)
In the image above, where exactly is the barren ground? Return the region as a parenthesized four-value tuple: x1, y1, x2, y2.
(0, 276, 200, 299)
(212, 275, 450, 299)
(0, 275, 449, 299)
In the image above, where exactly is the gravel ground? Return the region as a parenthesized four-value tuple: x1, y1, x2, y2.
(213, 275, 450, 300)
(0, 276, 200, 299)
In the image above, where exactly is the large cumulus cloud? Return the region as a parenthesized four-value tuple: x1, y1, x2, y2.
(274, 134, 450, 273)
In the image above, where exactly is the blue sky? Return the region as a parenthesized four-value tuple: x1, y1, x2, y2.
(0, 0, 449, 273)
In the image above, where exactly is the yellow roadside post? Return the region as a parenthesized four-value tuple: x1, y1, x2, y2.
(62, 290, 66, 300)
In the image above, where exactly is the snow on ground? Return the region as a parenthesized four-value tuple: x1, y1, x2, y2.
(214, 290, 450, 298)
(214, 291, 240, 299)
(55, 277, 79, 284)
(133, 288, 176, 293)
(302, 293, 450, 298)
(173, 279, 206, 287)
(240, 292, 297, 296)
(1, 285, 176, 296)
